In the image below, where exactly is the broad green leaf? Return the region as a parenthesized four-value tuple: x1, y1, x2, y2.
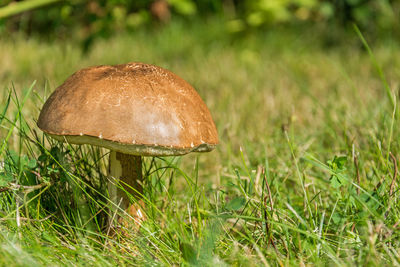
(180, 242, 197, 264)
(226, 197, 246, 211)
(27, 159, 37, 169)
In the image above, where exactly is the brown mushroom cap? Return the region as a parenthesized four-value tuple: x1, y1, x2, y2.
(37, 63, 218, 156)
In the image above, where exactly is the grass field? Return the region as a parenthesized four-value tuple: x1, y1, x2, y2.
(1, 19, 400, 265)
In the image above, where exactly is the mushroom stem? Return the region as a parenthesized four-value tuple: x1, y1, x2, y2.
(108, 151, 144, 223)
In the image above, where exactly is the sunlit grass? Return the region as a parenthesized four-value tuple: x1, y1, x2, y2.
(1, 19, 400, 265)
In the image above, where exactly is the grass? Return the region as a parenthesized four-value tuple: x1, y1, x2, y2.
(1, 18, 400, 265)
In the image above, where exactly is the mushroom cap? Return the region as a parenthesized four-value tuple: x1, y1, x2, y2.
(37, 63, 218, 156)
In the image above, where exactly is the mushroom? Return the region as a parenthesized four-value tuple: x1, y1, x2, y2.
(37, 62, 218, 229)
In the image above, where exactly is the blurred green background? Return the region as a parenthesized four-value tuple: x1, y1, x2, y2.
(1, 0, 399, 48)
